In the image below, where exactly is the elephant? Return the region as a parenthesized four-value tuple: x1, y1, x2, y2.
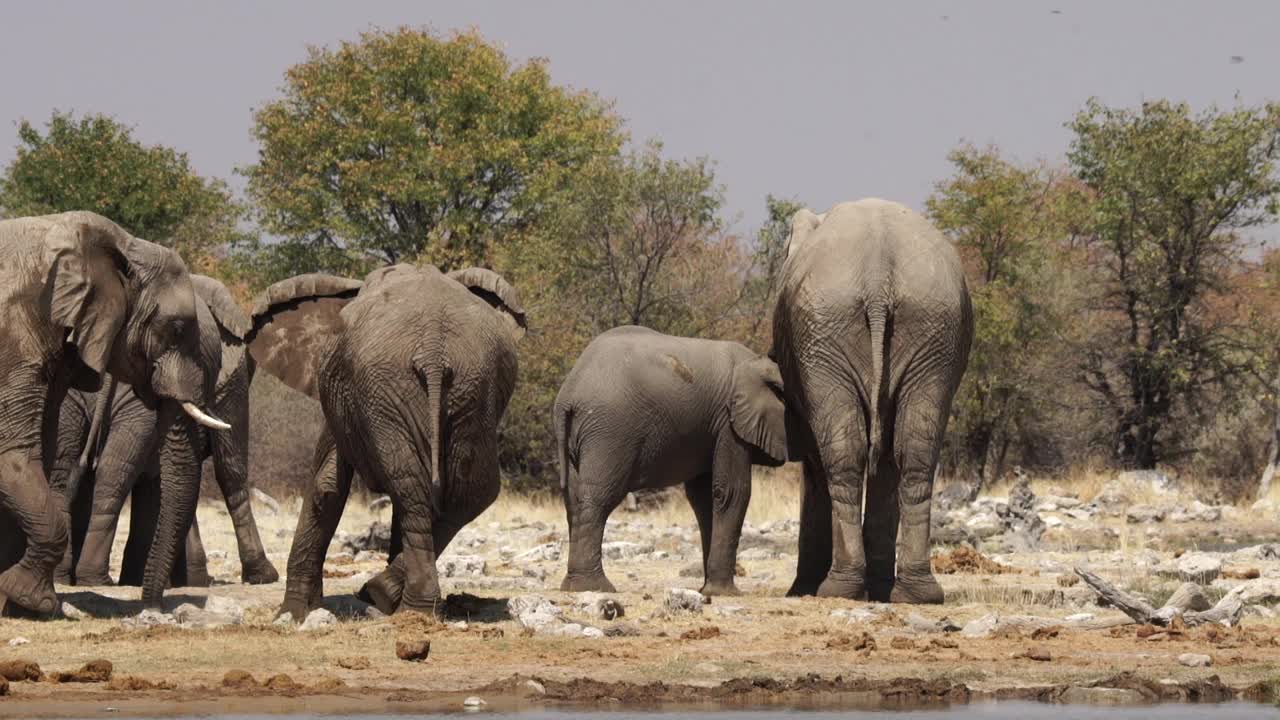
(0, 212, 228, 615)
(245, 264, 525, 619)
(51, 274, 278, 590)
(771, 199, 972, 604)
(556, 326, 786, 596)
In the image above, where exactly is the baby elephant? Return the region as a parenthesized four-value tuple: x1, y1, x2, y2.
(556, 326, 787, 596)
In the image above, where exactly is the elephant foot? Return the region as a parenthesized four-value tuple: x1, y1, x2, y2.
(559, 573, 617, 593)
(358, 568, 404, 616)
(785, 574, 824, 597)
(53, 568, 73, 586)
(0, 564, 58, 616)
(241, 559, 280, 585)
(816, 570, 867, 601)
(889, 573, 944, 605)
(278, 595, 313, 623)
(397, 595, 444, 619)
(866, 575, 895, 603)
(699, 579, 740, 597)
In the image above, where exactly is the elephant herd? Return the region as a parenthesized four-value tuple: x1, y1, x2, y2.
(0, 197, 972, 620)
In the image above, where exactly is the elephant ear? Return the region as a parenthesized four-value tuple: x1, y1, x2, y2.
(447, 267, 528, 338)
(44, 213, 132, 376)
(245, 273, 363, 398)
(786, 208, 826, 260)
(729, 356, 788, 465)
(190, 274, 250, 339)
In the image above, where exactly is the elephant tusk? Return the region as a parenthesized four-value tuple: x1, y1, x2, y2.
(181, 402, 231, 431)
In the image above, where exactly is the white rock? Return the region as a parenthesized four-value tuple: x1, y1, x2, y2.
(1125, 504, 1165, 524)
(449, 621, 469, 631)
(463, 696, 486, 707)
(664, 587, 705, 614)
(123, 608, 177, 628)
(300, 607, 337, 631)
(514, 543, 560, 562)
(602, 541, 654, 560)
(714, 605, 747, 617)
(524, 679, 546, 695)
(1173, 553, 1223, 583)
(1178, 653, 1212, 668)
(1064, 613, 1095, 623)
(831, 607, 880, 623)
(648, 550, 671, 560)
(441, 554, 487, 577)
(582, 626, 605, 639)
(173, 602, 241, 629)
(1042, 515, 1064, 529)
(1225, 578, 1280, 606)
(8, 637, 30, 647)
(206, 549, 228, 561)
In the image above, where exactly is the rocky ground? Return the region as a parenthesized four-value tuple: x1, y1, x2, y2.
(3, 470, 1280, 715)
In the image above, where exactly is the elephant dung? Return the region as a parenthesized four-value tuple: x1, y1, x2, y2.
(664, 588, 705, 614)
(440, 555, 487, 577)
(396, 639, 431, 662)
(52, 660, 112, 683)
(0, 660, 43, 681)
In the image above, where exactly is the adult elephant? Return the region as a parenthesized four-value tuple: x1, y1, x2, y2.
(772, 199, 972, 604)
(52, 274, 278, 589)
(556, 326, 786, 596)
(246, 264, 525, 619)
(0, 212, 227, 615)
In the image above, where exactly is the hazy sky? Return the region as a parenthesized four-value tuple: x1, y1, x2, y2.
(3, 1, 1278, 237)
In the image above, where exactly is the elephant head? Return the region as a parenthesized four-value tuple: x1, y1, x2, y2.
(729, 355, 788, 467)
(44, 212, 227, 429)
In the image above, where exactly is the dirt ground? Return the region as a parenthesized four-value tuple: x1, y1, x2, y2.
(3, 473, 1280, 715)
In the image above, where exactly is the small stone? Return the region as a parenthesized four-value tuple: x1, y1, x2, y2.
(1064, 613, 1095, 623)
(514, 543, 560, 562)
(714, 605, 747, 617)
(449, 621, 469, 631)
(396, 640, 431, 662)
(222, 670, 257, 688)
(1178, 653, 1212, 668)
(1125, 504, 1165, 524)
(337, 656, 371, 670)
(523, 679, 546, 696)
(581, 626, 605, 639)
(440, 555, 486, 577)
(1023, 646, 1052, 661)
(1173, 554, 1223, 584)
(300, 607, 337, 631)
(7, 637, 29, 647)
(463, 696, 486, 707)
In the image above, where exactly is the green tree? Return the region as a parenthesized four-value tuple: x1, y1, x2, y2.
(927, 145, 1088, 487)
(243, 27, 624, 281)
(1067, 99, 1280, 468)
(744, 195, 805, 342)
(0, 111, 248, 260)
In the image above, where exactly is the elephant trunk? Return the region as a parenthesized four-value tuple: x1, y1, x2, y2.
(866, 300, 888, 476)
(140, 407, 201, 607)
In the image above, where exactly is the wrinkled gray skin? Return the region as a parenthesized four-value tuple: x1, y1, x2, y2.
(51, 275, 278, 592)
(0, 212, 223, 615)
(557, 326, 786, 596)
(772, 199, 972, 604)
(247, 265, 525, 620)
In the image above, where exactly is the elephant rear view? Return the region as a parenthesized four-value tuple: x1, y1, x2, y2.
(772, 199, 971, 604)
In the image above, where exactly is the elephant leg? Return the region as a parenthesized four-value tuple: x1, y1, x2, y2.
(787, 457, 832, 596)
(560, 451, 629, 593)
(888, 382, 949, 605)
(63, 472, 95, 585)
(814, 394, 870, 600)
(180, 515, 211, 588)
(684, 474, 713, 583)
(358, 497, 406, 615)
(702, 435, 751, 597)
(386, 476, 443, 616)
(864, 438, 900, 603)
(280, 433, 351, 621)
(79, 398, 156, 587)
(119, 474, 160, 586)
(0, 450, 67, 615)
(209, 379, 278, 585)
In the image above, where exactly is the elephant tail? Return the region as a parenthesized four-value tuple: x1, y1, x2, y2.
(866, 299, 889, 475)
(413, 357, 451, 515)
(556, 404, 573, 491)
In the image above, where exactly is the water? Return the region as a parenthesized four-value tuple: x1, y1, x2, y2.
(109, 704, 1276, 720)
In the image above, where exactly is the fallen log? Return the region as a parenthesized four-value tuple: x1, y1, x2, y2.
(1073, 567, 1243, 627)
